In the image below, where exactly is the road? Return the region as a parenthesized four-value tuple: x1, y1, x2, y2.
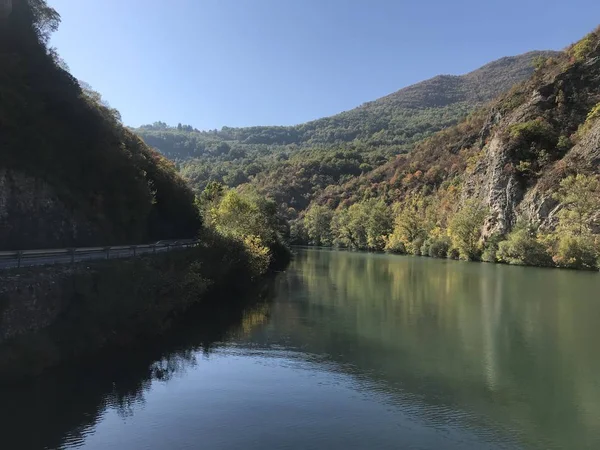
(0, 240, 197, 270)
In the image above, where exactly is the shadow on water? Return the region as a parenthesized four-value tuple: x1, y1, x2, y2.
(2, 249, 600, 450)
(0, 280, 278, 450)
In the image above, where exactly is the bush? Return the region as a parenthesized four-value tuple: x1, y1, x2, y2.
(407, 237, 425, 256)
(420, 240, 432, 257)
(497, 228, 552, 266)
(384, 234, 406, 254)
(481, 233, 504, 263)
(569, 32, 597, 62)
(551, 235, 599, 270)
(447, 247, 460, 260)
(422, 236, 452, 258)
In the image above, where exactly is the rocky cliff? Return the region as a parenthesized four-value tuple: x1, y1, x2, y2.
(320, 27, 600, 239)
(464, 33, 600, 236)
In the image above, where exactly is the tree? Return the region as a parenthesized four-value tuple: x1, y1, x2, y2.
(331, 207, 354, 248)
(365, 199, 393, 250)
(553, 174, 600, 236)
(202, 189, 287, 275)
(448, 199, 487, 260)
(386, 195, 427, 254)
(496, 223, 552, 266)
(304, 205, 333, 246)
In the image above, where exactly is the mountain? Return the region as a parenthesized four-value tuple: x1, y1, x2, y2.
(133, 51, 556, 215)
(137, 51, 556, 152)
(305, 26, 600, 269)
(0, 0, 200, 250)
(319, 28, 600, 228)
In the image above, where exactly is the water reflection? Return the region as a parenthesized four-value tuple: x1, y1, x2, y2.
(270, 250, 600, 449)
(1, 249, 599, 450)
(0, 286, 275, 450)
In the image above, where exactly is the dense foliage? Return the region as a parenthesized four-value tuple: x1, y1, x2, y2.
(295, 27, 600, 270)
(297, 173, 600, 269)
(198, 184, 290, 276)
(1, 0, 200, 246)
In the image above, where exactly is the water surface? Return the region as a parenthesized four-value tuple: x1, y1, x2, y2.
(2, 248, 600, 449)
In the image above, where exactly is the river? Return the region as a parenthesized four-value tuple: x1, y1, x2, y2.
(1, 248, 599, 450)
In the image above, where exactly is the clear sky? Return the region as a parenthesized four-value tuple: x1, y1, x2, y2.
(48, 0, 600, 130)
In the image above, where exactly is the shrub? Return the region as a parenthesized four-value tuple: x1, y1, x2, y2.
(481, 234, 503, 263)
(497, 227, 552, 266)
(569, 33, 596, 62)
(407, 237, 425, 256)
(556, 135, 572, 153)
(575, 102, 600, 139)
(447, 247, 460, 260)
(384, 234, 406, 254)
(422, 236, 452, 259)
(551, 235, 599, 270)
(509, 119, 555, 144)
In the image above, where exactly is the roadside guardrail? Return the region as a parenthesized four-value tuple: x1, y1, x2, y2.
(0, 239, 199, 270)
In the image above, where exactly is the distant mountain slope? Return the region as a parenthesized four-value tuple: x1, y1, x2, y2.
(317, 26, 600, 238)
(133, 51, 556, 216)
(136, 50, 556, 155)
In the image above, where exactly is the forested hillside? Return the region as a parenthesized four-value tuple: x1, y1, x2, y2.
(134, 51, 554, 215)
(0, 0, 200, 249)
(303, 26, 600, 270)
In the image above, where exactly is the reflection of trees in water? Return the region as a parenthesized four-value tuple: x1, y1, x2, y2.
(0, 286, 275, 450)
(280, 249, 600, 449)
(3, 251, 599, 450)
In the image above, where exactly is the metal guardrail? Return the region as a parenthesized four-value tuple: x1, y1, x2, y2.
(0, 239, 199, 270)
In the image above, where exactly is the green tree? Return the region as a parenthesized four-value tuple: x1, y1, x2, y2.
(304, 205, 334, 246)
(448, 199, 487, 260)
(497, 224, 552, 266)
(386, 196, 427, 254)
(331, 207, 353, 248)
(553, 174, 600, 236)
(202, 189, 288, 276)
(365, 199, 393, 250)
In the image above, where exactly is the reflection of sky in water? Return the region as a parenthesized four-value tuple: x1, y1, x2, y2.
(2, 248, 600, 450)
(75, 350, 516, 450)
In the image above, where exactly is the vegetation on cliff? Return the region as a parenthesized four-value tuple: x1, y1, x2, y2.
(297, 26, 600, 270)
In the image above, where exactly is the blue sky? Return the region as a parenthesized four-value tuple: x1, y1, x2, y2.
(48, 0, 600, 130)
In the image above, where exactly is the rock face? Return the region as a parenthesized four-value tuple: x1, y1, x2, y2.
(461, 45, 600, 238)
(0, 169, 100, 250)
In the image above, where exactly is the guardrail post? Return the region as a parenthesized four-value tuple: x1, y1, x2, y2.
(152, 244, 156, 254)
(104, 247, 110, 260)
(17, 251, 23, 269)
(69, 248, 75, 264)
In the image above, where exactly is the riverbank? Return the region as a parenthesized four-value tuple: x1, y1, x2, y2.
(294, 243, 600, 272)
(0, 234, 290, 382)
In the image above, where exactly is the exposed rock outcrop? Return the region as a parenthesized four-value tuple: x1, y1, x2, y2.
(462, 39, 600, 237)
